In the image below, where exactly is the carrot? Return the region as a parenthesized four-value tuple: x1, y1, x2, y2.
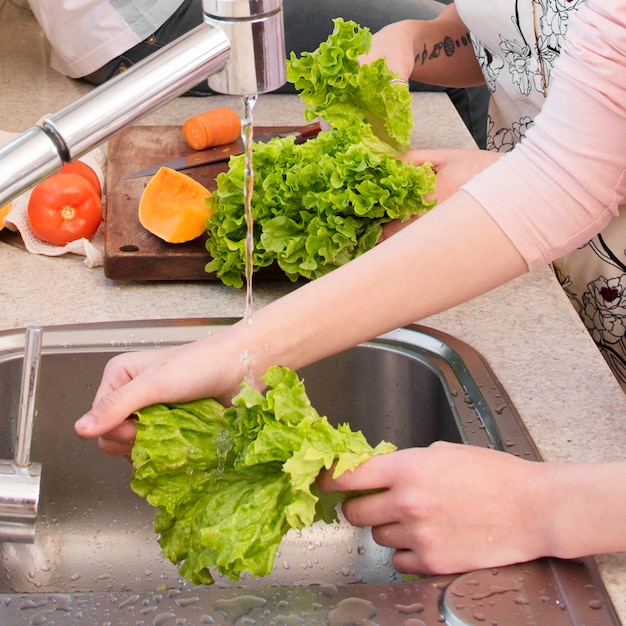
(182, 107, 241, 151)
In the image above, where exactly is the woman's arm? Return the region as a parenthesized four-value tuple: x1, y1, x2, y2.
(463, 1, 626, 269)
(361, 5, 485, 87)
(75, 192, 526, 454)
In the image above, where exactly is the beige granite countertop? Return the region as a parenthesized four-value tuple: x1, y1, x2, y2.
(1, 1, 626, 621)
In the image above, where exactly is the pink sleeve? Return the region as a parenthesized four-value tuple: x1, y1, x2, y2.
(462, 0, 626, 272)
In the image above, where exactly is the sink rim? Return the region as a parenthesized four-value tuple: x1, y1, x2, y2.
(0, 317, 540, 457)
(0, 318, 619, 626)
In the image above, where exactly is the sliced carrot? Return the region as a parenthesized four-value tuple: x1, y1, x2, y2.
(182, 107, 241, 150)
(138, 167, 213, 243)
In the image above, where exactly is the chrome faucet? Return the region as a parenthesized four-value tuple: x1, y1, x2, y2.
(0, 326, 43, 543)
(0, 0, 286, 207)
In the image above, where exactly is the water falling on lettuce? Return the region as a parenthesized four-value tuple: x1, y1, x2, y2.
(130, 365, 396, 585)
(205, 18, 436, 288)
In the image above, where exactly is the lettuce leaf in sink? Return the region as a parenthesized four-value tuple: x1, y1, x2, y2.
(130, 365, 396, 585)
(204, 18, 436, 288)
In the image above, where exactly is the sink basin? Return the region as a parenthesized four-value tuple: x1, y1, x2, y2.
(0, 319, 619, 625)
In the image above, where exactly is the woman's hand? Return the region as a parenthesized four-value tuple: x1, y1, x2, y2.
(74, 332, 247, 458)
(404, 148, 502, 203)
(360, 21, 420, 81)
(380, 149, 503, 242)
(318, 442, 549, 574)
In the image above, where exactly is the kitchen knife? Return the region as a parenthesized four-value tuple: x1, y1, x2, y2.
(124, 121, 322, 179)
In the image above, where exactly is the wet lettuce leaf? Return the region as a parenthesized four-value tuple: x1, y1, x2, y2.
(287, 17, 413, 153)
(205, 19, 436, 288)
(130, 365, 396, 585)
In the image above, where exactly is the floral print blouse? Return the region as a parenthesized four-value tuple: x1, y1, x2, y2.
(457, 0, 626, 391)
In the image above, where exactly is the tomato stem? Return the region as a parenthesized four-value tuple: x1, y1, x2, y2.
(60, 205, 77, 220)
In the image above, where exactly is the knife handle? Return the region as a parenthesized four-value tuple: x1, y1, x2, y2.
(298, 120, 323, 138)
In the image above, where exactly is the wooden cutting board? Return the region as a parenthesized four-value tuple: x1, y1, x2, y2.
(104, 124, 297, 281)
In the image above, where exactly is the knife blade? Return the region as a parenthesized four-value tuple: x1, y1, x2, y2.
(124, 121, 322, 179)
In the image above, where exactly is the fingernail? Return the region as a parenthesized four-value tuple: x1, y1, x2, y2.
(75, 413, 96, 433)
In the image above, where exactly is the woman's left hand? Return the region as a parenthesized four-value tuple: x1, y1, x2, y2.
(380, 148, 503, 241)
(317, 441, 548, 575)
(405, 148, 502, 203)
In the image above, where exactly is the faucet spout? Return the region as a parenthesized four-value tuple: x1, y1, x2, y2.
(203, 0, 286, 95)
(0, 0, 285, 207)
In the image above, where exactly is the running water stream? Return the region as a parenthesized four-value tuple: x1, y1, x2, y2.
(239, 94, 258, 385)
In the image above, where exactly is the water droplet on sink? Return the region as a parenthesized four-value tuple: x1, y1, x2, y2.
(53, 594, 72, 612)
(395, 602, 425, 614)
(28, 608, 55, 625)
(588, 599, 603, 610)
(327, 598, 376, 626)
(18, 596, 45, 610)
(118, 594, 141, 609)
(213, 595, 267, 622)
(152, 611, 177, 625)
(275, 614, 305, 626)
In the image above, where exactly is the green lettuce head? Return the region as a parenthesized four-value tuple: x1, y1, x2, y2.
(205, 18, 436, 287)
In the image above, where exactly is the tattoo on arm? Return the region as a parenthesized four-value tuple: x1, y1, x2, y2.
(416, 31, 472, 65)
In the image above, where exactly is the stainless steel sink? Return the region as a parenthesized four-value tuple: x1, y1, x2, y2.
(0, 319, 619, 625)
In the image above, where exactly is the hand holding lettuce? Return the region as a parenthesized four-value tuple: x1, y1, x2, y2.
(205, 19, 436, 287)
(130, 365, 396, 585)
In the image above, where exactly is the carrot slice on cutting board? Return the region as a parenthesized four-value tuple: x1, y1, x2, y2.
(182, 107, 241, 150)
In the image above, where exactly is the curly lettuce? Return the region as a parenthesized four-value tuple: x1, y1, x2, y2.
(130, 365, 396, 585)
(205, 19, 436, 288)
(287, 17, 413, 153)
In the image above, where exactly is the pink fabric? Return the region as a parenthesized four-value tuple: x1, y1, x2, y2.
(462, 0, 626, 271)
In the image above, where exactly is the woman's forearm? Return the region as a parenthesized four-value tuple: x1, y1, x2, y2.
(395, 6, 485, 87)
(243, 190, 526, 380)
(74, 191, 527, 443)
(412, 5, 484, 86)
(363, 6, 484, 88)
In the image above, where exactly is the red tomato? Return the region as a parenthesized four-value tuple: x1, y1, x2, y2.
(28, 173, 103, 245)
(59, 161, 102, 197)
